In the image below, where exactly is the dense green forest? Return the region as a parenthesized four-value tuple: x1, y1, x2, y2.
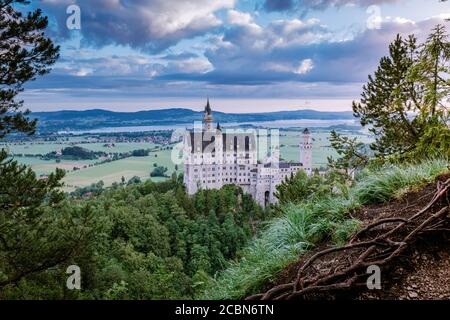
(0, 168, 266, 299)
(44, 146, 103, 160)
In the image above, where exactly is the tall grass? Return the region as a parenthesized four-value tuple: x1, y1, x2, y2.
(354, 158, 448, 203)
(202, 158, 448, 300)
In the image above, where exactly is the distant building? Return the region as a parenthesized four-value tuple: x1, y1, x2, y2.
(183, 99, 313, 207)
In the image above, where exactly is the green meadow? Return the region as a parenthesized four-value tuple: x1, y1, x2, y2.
(5, 141, 157, 155)
(63, 149, 180, 192)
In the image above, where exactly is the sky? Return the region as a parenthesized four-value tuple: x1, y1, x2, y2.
(19, 0, 450, 113)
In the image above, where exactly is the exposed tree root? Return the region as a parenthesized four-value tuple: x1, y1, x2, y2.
(246, 178, 450, 300)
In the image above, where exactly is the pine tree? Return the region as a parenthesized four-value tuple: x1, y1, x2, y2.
(414, 24, 450, 119)
(327, 130, 369, 175)
(353, 34, 421, 156)
(353, 25, 449, 158)
(0, 150, 94, 289)
(0, 0, 59, 138)
(0, 2, 91, 292)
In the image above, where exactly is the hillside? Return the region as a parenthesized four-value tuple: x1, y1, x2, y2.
(203, 159, 450, 300)
(30, 108, 355, 131)
(251, 172, 450, 300)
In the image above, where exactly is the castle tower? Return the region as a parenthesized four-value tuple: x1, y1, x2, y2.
(300, 128, 312, 175)
(203, 98, 213, 131)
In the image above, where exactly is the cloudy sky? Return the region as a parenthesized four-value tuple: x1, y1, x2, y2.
(20, 0, 450, 112)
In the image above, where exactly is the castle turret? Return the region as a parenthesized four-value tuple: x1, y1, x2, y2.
(203, 98, 213, 131)
(300, 128, 312, 175)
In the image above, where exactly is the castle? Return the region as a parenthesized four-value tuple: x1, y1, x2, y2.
(183, 99, 313, 207)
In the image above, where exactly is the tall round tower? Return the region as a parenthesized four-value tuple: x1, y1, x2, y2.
(300, 128, 312, 175)
(203, 98, 213, 131)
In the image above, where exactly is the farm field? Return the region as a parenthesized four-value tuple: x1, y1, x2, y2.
(63, 149, 180, 192)
(1, 136, 173, 192)
(3, 141, 157, 155)
(71, 142, 158, 153)
(16, 157, 98, 176)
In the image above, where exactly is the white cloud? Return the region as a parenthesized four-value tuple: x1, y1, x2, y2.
(167, 57, 214, 74)
(295, 59, 314, 74)
(73, 68, 93, 77)
(227, 10, 254, 26)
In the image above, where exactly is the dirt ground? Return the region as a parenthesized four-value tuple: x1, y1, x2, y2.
(357, 234, 450, 300)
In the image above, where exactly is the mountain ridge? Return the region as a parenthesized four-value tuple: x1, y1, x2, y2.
(32, 108, 354, 118)
(31, 108, 355, 129)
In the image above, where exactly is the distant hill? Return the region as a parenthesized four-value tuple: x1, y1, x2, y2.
(31, 108, 355, 132)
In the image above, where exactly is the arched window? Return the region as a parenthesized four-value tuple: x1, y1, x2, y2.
(234, 136, 238, 152)
(245, 136, 250, 151)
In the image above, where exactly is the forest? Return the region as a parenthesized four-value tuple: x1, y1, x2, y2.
(0, 167, 267, 299)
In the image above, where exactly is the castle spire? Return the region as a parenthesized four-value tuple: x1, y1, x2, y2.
(203, 97, 213, 131)
(205, 97, 211, 115)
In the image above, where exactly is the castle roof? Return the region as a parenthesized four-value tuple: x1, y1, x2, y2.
(263, 162, 302, 168)
(205, 98, 212, 115)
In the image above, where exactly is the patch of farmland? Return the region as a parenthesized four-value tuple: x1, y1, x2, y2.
(63, 149, 181, 191)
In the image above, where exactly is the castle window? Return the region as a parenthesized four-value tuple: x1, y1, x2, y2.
(245, 136, 250, 151)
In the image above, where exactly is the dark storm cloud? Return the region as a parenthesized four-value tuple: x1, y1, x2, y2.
(262, 0, 401, 12)
(264, 0, 295, 11)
